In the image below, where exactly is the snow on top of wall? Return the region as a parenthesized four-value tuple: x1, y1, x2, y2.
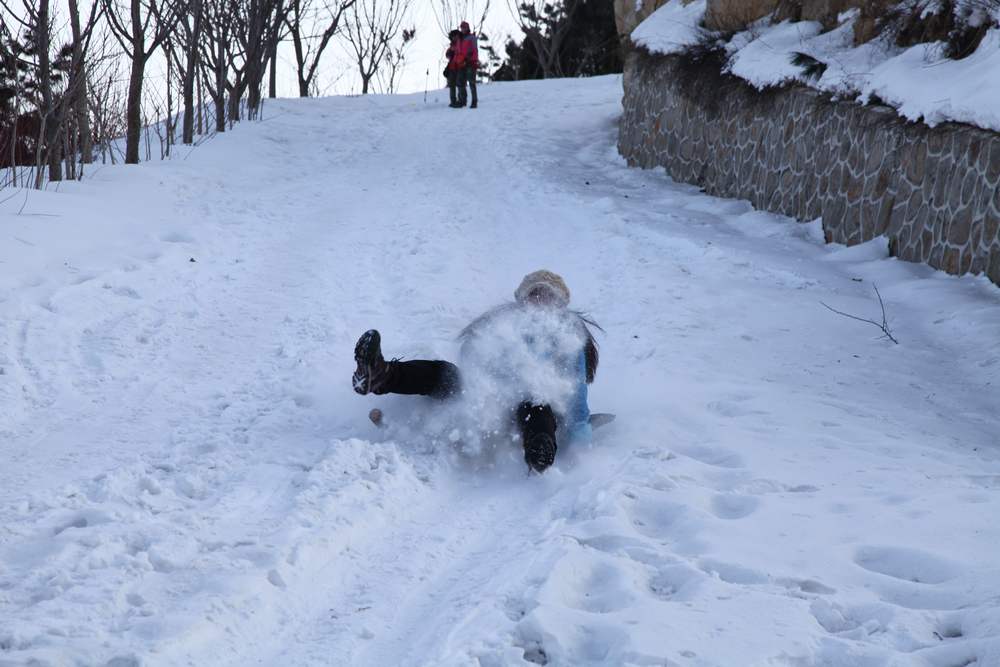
(861, 29, 1000, 130)
(632, 2, 1000, 132)
(725, 20, 826, 88)
(630, 0, 706, 55)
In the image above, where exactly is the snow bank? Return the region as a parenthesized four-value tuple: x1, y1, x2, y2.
(633, 2, 1000, 131)
(631, 0, 706, 55)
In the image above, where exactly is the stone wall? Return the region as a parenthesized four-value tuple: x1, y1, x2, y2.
(618, 50, 1000, 283)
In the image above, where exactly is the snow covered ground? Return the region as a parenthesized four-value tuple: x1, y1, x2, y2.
(2, 75, 1000, 666)
(632, 0, 1000, 131)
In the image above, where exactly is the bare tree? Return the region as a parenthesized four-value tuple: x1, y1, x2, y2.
(228, 0, 289, 119)
(165, 0, 202, 144)
(87, 41, 128, 165)
(285, 0, 355, 97)
(342, 0, 410, 95)
(376, 25, 414, 94)
(67, 0, 99, 165)
(199, 0, 232, 132)
(432, 0, 490, 36)
(508, 0, 579, 78)
(36, 0, 60, 181)
(103, 0, 180, 163)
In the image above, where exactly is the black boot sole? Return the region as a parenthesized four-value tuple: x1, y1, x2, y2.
(524, 433, 557, 473)
(353, 329, 382, 395)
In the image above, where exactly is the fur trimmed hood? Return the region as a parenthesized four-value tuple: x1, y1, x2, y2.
(514, 270, 571, 308)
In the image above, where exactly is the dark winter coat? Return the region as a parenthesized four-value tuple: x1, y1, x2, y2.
(446, 32, 463, 71)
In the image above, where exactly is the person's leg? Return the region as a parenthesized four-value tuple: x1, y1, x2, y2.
(516, 402, 558, 472)
(447, 70, 458, 106)
(467, 67, 477, 108)
(353, 329, 461, 398)
(456, 67, 468, 107)
(386, 360, 460, 398)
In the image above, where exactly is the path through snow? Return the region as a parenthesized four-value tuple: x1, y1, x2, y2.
(1, 76, 1000, 666)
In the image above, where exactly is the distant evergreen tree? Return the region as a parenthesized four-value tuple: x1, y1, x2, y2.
(0, 23, 72, 169)
(492, 0, 622, 81)
(1, 27, 22, 118)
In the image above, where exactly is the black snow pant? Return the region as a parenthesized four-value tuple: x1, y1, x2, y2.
(446, 69, 458, 106)
(384, 360, 461, 399)
(456, 67, 477, 107)
(382, 360, 555, 443)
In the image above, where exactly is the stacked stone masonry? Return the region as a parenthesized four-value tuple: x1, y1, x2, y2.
(619, 51, 1000, 284)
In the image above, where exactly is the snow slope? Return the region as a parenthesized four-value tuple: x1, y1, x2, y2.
(2, 76, 1000, 666)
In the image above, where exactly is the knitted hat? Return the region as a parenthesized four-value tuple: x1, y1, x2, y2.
(460, 21, 471, 33)
(515, 270, 571, 307)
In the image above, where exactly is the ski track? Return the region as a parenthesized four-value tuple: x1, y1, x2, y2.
(2, 77, 1000, 666)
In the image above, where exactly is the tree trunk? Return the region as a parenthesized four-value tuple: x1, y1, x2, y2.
(125, 55, 145, 164)
(214, 59, 226, 132)
(246, 61, 263, 118)
(196, 67, 204, 135)
(165, 55, 173, 157)
(182, 62, 197, 144)
(124, 0, 146, 164)
(68, 0, 93, 164)
(291, 20, 308, 96)
(9, 101, 17, 186)
(182, 0, 202, 144)
(227, 82, 242, 123)
(37, 0, 63, 182)
(33, 111, 46, 188)
(269, 39, 278, 98)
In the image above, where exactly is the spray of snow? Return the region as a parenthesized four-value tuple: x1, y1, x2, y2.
(457, 304, 584, 434)
(388, 304, 587, 460)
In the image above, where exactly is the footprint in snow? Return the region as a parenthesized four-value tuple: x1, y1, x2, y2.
(627, 495, 704, 554)
(672, 444, 745, 469)
(707, 398, 768, 418)
(647, 562, 707, 602)
(697, 558, 769, 585)
(159, 231, 195, 244)
(853, 545, 962, 585)
(709, 493, 760, 520)
(559, 560, 636, 614)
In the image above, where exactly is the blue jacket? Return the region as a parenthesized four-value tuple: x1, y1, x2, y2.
(563, 349, 592, 444)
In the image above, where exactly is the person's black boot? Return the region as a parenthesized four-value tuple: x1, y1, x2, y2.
(353, 329, 393, 395)
(524, 432, 557, 473)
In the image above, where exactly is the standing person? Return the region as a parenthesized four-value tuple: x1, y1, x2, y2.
(455, 21, 479, 109)
(351, 271, 600, 473)
(445, 29, 463, 108)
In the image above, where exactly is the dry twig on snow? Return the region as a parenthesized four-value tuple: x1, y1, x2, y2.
(821, 284, 899, 345)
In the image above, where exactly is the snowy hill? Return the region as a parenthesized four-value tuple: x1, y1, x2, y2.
(2, 76, 1000, 666)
